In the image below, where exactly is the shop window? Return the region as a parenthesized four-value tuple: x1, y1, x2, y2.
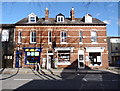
(26, 51, 40, 65)
(61, 31, 67, 43)
(58, 51, 70, 62)
(89, 52, 101, 66)
(23, 48, 42, 65)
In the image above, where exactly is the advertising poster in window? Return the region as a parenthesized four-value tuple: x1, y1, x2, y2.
(26, 51, 40, 65)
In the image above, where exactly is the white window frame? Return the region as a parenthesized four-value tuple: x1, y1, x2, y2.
(79, 31, 83, 43)
(91, 31, 97, 43)
(57, 16, 64, 22)
(30, 31, 36, 43)
(2, 29, 9, 42)
(48, 31, 52, 44)
(29, 17, 36, 23)
(61, 31, 67, 44)
(57, 50, 71, 65)
(18, 31, 22, 43)
(28, 13, 37, 23)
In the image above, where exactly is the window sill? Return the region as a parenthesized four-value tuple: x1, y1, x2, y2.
(91, 42, 98, 44)
(30, 42, 36, 44)
(57, 62, 71, 65)
(79, 42, 83, 44)
(28, 22, 36, 23)
(60, 42, 68, 44)
(48, 42, 52, 44)
(18, 42, 22, 44)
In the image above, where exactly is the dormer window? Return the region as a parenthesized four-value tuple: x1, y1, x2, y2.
(30, 17, 35, 22)
(56, 13, 65, 22)
(57, 16, 64, 22)
(28, 13, 37, 23)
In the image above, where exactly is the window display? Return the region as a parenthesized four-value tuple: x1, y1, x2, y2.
(58, 51, 70, 62)
(89, 52, 101, 65)
(23, 48, 42, 65)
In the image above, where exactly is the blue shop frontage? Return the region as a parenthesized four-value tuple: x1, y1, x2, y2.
(15, 47, 42, 68)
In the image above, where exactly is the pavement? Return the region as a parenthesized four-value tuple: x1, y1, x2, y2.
(0, 66, 120, 74)
(1, 66, 120, 90)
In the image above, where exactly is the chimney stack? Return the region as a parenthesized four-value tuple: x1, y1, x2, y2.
(70, 7, 75, 21)
(45, 8, 49, 21)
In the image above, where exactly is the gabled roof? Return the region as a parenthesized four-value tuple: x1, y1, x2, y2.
(15, 17, 106, 25)
(56, 13, 65, 17)
(28, 13, 37, 17)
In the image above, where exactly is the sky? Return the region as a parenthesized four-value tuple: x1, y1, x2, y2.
(1, 2, 119, 36)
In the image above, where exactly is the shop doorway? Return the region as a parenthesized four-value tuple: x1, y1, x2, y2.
(78, 50, 85, 69)
(15, 52, 22, 68)
(48, 55, 54, 69)
(47, 51, 54, 69)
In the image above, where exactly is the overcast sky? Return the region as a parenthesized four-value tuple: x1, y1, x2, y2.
(1, 2, 119, 36)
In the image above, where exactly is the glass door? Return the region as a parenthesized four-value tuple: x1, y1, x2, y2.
(78, 50, 85, 69)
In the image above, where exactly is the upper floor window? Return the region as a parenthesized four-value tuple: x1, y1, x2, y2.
(48, 31, 52, 43)
(30, 17, 35, 22)
(28, 13, 37, 23)
(91, 31, 97, 42)
(79, 31, 83, 42)
(30, 31, 36, 43)
(61, 31, 67, 43)
(2, 29, 9, 42)
(18, 31, 22, 43)
(57, 16, 64, 22)
(56, 13, 65, 22)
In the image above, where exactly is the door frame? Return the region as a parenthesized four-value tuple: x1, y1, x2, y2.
(47, 51, 53, 69)
(15, 51, 22, 68)
(78, 50, 85, 69)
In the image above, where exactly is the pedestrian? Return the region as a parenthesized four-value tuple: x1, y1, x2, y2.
(35, 62, 41, 71)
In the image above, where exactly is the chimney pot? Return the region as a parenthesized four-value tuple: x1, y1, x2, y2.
(70, 7, 75, 21)
(45, 8, 49, 21)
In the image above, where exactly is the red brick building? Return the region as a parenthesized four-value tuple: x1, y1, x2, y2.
(14, 8, 108, 69)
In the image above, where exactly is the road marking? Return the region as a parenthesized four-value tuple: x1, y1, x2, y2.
(112, 80, 118, 81)
(82, 78, 87, 82)
(14, 79, 33, 81)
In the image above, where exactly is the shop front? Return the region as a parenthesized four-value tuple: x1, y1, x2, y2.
(86, 47, 105, 68)
(23, 47, 42, 66)
(46, 47, 74, 69)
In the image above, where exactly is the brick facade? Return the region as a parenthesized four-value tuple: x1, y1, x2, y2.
(13, 8, 109, 69)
